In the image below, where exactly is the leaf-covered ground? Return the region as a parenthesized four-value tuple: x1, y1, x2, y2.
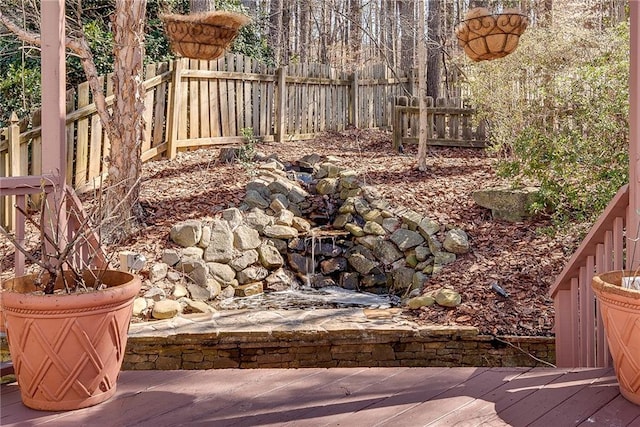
(125, 129, 578, 337)
(1, 129, 579, 336)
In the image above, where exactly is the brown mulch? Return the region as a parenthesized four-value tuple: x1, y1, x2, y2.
(2, 129, 580, 337)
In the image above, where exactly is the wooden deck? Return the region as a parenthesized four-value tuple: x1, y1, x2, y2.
(2, 367, 640, 426)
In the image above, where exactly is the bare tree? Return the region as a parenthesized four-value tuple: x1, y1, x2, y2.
(190, 0, 216, 13)
(417, 0, 428, 171)
(426, 0, 441, 99)
(0, 1, 148, 240)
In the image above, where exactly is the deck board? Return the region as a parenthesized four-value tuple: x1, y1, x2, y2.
(2, 367, 639, 426)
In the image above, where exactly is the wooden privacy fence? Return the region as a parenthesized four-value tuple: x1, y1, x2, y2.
(392, 96, 488, 150)
(0, 53, 415, 229)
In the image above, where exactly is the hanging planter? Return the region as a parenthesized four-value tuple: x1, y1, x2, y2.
(455, 7, 528, 62)
(161, 11, 251, 60)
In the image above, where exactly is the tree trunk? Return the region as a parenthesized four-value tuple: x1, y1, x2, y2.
(299, 1, 310, 62)
(190, 0, 215, 13)
(416, 0, 428, 171)
(399, 0, 415, 72)
(104, 0, 147, 241)
(426, 0, 441, 99)
(269, 0, 283, 65)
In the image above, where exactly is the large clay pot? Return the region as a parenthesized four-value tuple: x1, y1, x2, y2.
(1, 270, 141, 411)
(592, 271, 640, 406)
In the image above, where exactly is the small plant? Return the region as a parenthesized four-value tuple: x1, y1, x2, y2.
(238, 127, 259, 172)
(0, 179, 109, 294)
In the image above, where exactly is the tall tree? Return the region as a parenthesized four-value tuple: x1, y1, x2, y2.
(268, 0, 283, 64)
(190, 0, 215, 13)
(426, 0, 441, 99)
(417, 0, 428, 171)
(0, 0, 148, 240)
(399, 0, 415, 72)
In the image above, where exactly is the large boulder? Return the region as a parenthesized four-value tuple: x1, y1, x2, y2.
(473, 186, 539, 222)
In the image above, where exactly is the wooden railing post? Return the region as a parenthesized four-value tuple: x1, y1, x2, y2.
(275, 66, 287, 142)
(350, 71, 359, 129)
(166, 59, 183, 159)
(7, 112, 21, 231)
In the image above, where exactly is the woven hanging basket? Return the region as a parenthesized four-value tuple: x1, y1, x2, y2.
(455, 7, 528, 62)
(161, 11, 251, 60)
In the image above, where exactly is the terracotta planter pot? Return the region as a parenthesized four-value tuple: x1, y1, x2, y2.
(1, 270, 141, 411)
(592, 271, 640, 406)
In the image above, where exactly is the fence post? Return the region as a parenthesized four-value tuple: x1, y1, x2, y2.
(275, 66, 287, 142)
(350, 71, 359, 129)
(7, 112, 21, 231)
(166, 59, 183, 159)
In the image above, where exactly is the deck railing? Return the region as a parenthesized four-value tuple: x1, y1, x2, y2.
(550, 184, 629, 367)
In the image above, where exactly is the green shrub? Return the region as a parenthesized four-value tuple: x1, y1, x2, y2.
(459, 21, 629, 225)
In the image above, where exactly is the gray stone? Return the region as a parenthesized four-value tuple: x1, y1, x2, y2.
(172, 283, 189, 298)
(275, 209, 295, 227)
(287, 253, 315, 274)
(132, 297, 148, 316)
(392, 267, 415, 292)
(418, 217, 441, 236)
(269, 197, 288, 213)
(204, 219, 234, 263)
(237, 265, 269, 284)
(320, 257, 348, 274)
(182, 299, 215, 314)
(363, 221, 386, 236)
(207, 262, 237, 284)
(360, 273, 389, 288)
(258, 243, 285, 269)
(472, 186, 539, 222)
(434, 251, 457, 266)
(332, 213, 352, 229)
(340, 171, 360, 189)
(340, 272, 360, 290)
(234, 225, 261, 250)
(268, 178, 293, 195)
(245, 208, 273, 232)
(354, 235, 380, 250)
(244, 189, 270, 209)
(263, 224, 299, 239)
(170, 220, 202, 248)
(181, 246, 204, 260)
(412, 272, 428, 291)
(401, 210, 423, 231)
(443, 229, 470, 254)
(229, 250, 259, 271)
(245, 179, 271, 199)
(291, 217, 311, 233)
(382, 217, 401, 233)
(340, 188, 361, 199)
(235, 282, 264, 297)
(222, 208, 244, 230)
(161, 249, 181, 267)
(144, 286, 166, 301)
(268, 238, 288, 254)
(435, 288, 462, 307)
(373, 240, 404, 265)
(316, 178, 340, 195)
(264, 268, 297, 291)
(415, 245, 431, 262)
(220, 285, 236, 299)
(347, 253, 377, 275)
(179, 258, 208, 286)
(166, 270, 182, 282)
(390, 229, 425, 251)
(406, 295, 436, 309)
(362, 209, 383, 224)
(149, 263, 168, 282)
(344, 223, 365, 237)
(338, 198, 356, 214)
(353, 197, 370, 216)
(288, 186, 309, 204)
(198, 225, 211, 248)
(152, 299, 181, 319)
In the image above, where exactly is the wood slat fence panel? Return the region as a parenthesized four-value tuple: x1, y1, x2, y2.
(2, 54, 490, 232)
